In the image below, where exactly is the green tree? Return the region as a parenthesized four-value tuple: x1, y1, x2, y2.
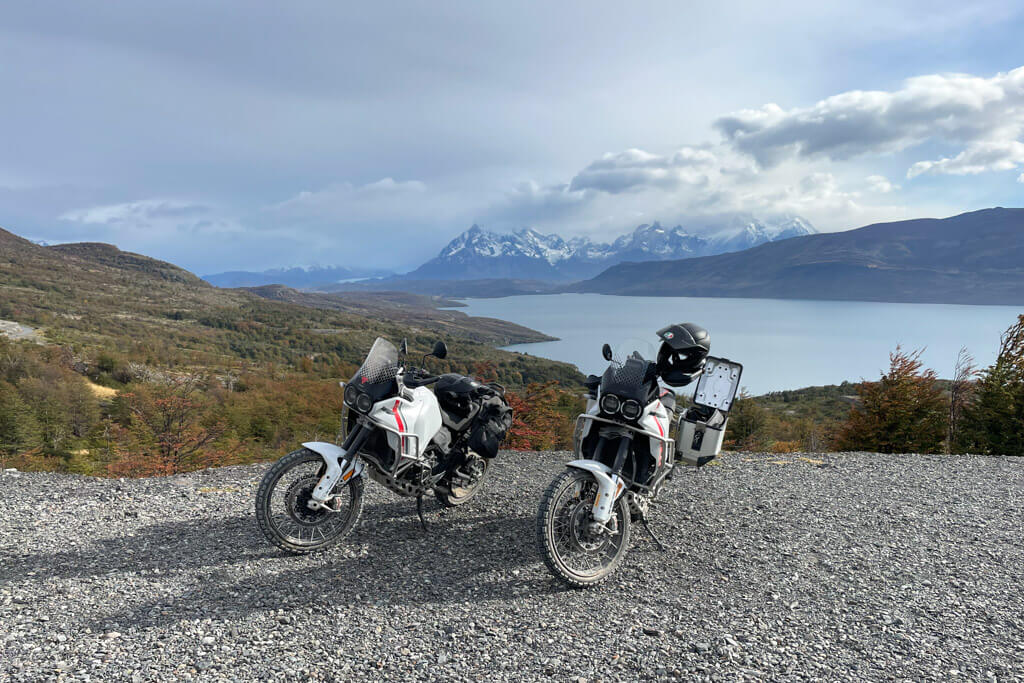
(834, 347, 948, 453)
(65, 377, 100, 438)
(0, 384, 40, 463)
(958, 316, 1024, 456)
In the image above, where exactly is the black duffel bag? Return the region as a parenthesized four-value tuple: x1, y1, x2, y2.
(468, 394, 513, 459)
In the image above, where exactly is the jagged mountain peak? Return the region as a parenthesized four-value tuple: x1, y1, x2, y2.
(410, 215, 816, 281)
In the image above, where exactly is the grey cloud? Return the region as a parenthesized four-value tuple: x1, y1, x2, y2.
(715, 66, 1024, 173)
(568, 148, 716, 194)
(907, 140, 1024, 177)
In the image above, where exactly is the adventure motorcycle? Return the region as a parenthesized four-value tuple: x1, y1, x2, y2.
(255, 337, 513, 554)
(536, 323, 743, 586)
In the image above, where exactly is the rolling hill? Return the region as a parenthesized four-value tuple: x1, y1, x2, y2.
(0, 226, 581, 386)
(573, 208, 1024, 305)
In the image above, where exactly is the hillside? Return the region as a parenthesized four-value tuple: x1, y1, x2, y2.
(2, 453, 1021, 680)
(242, 285, 556, 345)
(574, 208, 1024, 305)
(319, 277, 561, 298)
(203, 265, 393, 289)
(0, 226, 581, 386)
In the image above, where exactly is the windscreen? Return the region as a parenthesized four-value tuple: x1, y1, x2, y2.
(350, 337, 400, 400)
(600, 338, 657, 402)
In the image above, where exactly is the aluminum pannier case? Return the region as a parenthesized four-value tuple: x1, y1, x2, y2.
(676, 356, 743, 466)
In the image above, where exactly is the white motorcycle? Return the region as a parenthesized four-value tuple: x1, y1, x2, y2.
(255, 337, 512, 554)
(536, 323, 743, 586)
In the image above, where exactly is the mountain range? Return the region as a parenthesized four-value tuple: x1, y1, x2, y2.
(573, 207, 1024, 305)
(405, 215, 816, 281)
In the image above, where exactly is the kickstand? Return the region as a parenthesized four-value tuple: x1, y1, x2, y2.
(640, 515, 666, 551)
(416, 495, 429, 532)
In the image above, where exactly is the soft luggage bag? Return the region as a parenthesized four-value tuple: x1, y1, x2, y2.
(468, 395, 513, 458)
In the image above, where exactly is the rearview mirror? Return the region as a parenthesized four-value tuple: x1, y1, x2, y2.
(399, 338, 408, 355)
(431, 340, 448, 360)
(602, 343, 613, 361)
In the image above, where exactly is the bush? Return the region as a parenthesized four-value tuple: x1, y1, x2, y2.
(834, 347, 947, 453)
(726, 393, 769, 450)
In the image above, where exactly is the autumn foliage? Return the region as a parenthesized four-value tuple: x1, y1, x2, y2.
(834, 347, 948, 453)
(106, 376, 230, 476)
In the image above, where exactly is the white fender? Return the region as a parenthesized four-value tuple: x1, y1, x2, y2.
(566, 459, 624, 524)
(303, 441, 363, 503)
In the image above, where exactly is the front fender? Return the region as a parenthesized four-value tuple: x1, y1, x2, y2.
(303, 441, 363, 503)
(566, 459, 624, 524)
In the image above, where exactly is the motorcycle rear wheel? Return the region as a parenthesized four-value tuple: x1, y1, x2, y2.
(536, 468, 631, 587)
(434, 452, 491, 507)
(255, 448, 363, 554)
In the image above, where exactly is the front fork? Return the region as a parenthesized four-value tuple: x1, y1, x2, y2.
(304, 423, 370, 507)
(567, 432, 633, 524)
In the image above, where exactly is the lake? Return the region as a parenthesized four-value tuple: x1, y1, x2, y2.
(456, 294, 1023, 394)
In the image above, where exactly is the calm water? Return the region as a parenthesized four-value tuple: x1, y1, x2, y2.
(457, 294, 1023, 394)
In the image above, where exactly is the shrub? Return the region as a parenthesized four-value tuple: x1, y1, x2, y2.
(834, 347, 947, 453)
(725, 393, 769, 450)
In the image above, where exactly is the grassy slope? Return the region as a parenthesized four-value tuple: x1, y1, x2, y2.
(0, 228, 582, 387)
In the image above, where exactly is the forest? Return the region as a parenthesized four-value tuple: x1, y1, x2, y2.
(1, 229, 1022, 473)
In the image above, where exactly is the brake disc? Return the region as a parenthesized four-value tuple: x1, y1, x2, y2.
(284, 475, 330, 526)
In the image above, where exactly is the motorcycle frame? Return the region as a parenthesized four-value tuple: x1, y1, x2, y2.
(571, 408, 677, 523)
(309, 374, 448, 504)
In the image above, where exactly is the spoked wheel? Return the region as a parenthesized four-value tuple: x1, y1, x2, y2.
(255, 448, 363, 554)
(537, 468, 631, 587)
(435, 451, 491, 507)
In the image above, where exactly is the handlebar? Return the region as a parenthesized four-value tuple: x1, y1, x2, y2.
(403, 368, 440, 388)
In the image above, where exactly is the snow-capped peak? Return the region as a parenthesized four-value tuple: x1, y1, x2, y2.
(413, 215, 816, 280)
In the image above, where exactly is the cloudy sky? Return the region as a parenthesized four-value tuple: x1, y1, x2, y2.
(2, 1, 1023, 274)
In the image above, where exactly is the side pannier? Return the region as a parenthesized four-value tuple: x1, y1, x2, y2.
(468, 393, 513, 459)
(675, 357, 743, 466)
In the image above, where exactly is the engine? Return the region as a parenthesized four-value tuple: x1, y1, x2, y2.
(430, 425, 454, 455)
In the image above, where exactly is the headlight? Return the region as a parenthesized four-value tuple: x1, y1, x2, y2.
(355, 393, 373, 413)
(344, 384, 358, 407)
(620, 399, 642, 420)
(600, 393, 620, 414)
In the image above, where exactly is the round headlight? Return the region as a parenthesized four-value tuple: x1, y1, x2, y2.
(355, 393, 373, 413)
(344, 384, 358, 407)
(600, 393, 620, 414)
(621, 399, 642, 420)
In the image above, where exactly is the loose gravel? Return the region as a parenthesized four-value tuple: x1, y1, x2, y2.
(1, 452, 1023, 681)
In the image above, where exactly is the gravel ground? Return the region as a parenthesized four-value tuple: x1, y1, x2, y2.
(2, 451, 1023, 682)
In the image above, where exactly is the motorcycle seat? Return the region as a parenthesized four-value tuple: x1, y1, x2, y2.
(436, 373, 480, 396)
(439, 401, 478, 432)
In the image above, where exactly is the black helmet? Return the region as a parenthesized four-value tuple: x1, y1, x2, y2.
(656, 323, 710, 387)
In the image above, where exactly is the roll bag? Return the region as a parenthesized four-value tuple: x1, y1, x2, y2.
(468, 394, 513, 458)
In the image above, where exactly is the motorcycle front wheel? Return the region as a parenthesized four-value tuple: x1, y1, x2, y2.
(255, 448, 363, 554)
(536, 468, 631, 587)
